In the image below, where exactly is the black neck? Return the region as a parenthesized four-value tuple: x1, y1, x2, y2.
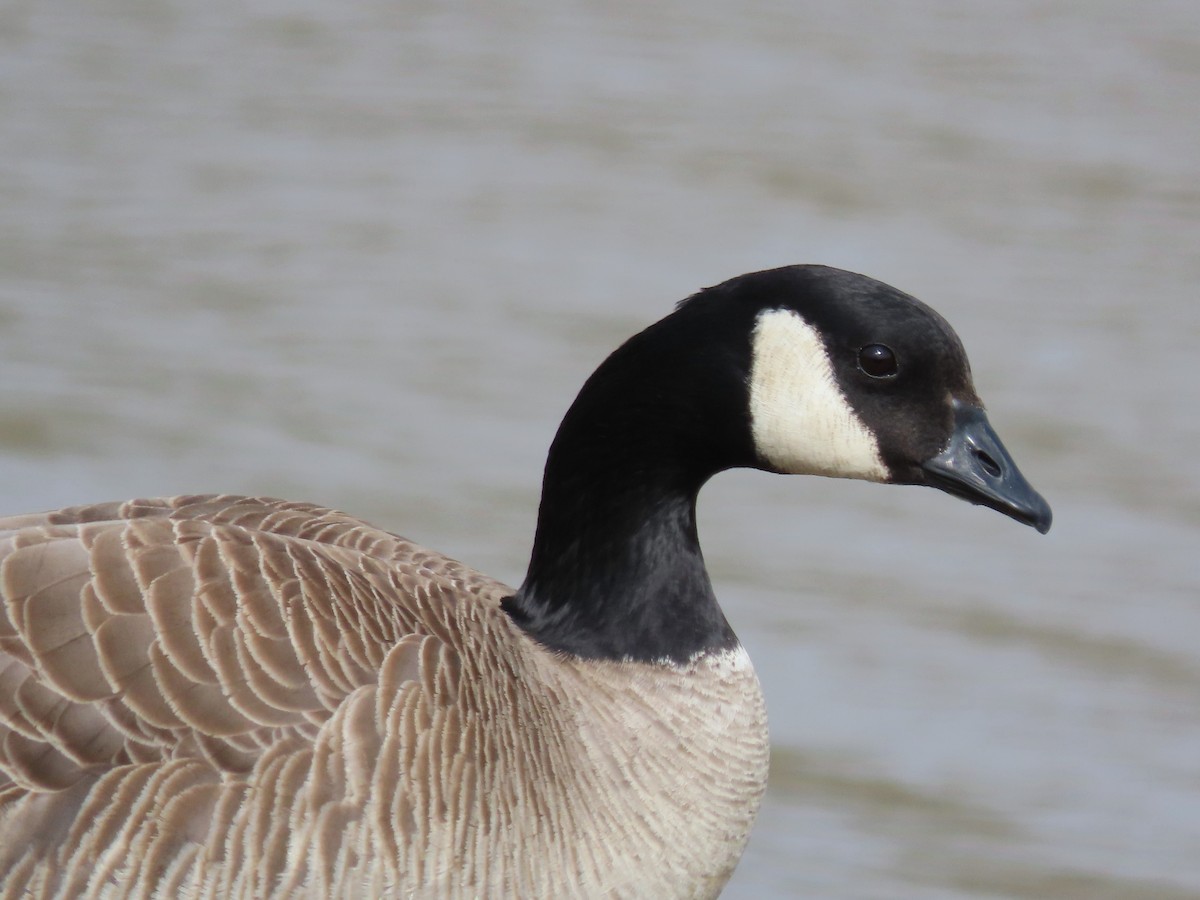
(506, 453, 736, 664)
(504, 301, 758, 664)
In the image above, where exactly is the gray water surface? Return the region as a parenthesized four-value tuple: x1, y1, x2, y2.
(2, 3, 1198, 897)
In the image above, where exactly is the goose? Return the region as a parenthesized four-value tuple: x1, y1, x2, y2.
(0, 264, 1050, 899)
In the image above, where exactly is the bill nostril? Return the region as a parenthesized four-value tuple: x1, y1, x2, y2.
(972, 447, 1002, 478)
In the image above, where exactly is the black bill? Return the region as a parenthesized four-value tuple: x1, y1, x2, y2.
(921, 401, 1052, 534)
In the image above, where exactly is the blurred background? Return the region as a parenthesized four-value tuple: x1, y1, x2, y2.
(1, 2, 1197, 897)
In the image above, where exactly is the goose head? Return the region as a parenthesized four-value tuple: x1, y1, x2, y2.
(740, 265, 1051, 532)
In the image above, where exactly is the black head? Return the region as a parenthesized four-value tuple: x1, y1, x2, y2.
(680, 265, 1051, 531)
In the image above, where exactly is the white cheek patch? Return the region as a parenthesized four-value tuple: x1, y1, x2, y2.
(749, 308, 889, 481)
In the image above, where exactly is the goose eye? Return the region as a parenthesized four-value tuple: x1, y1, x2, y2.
(858, 344, 898, 378)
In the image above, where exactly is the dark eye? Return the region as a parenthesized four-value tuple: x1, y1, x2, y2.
(858, 344, 898, 378)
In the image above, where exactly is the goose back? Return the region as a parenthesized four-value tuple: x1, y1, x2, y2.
(0, 494, 768, 899)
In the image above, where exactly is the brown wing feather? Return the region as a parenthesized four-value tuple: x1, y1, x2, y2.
(0, 494, 512, 895)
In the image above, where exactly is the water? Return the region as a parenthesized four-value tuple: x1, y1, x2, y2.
(2, 2, 1198, 896)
